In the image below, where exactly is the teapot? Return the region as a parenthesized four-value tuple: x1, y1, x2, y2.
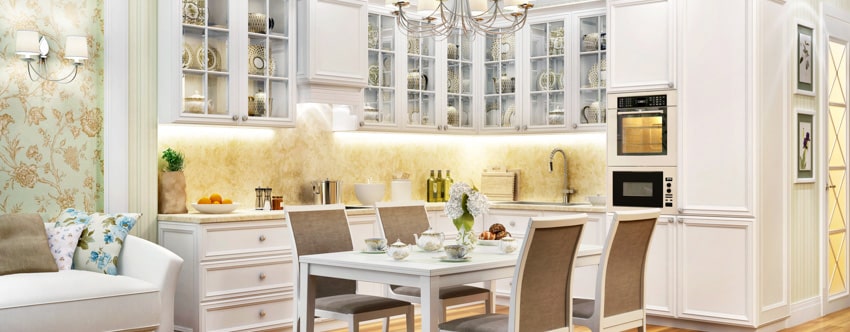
(414, 227, 445, 252)
(387, 239, 411, 260)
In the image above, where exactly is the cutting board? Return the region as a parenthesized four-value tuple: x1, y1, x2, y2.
(480, 169, 519, 201)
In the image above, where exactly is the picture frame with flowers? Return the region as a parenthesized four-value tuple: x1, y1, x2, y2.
(796, 108, 814, 183)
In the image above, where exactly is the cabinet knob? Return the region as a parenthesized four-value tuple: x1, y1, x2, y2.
(259, 310, 267, 318)
(359, 121, 365, 127)
(232, 115, 239, 121)
(259, 235, 267, 242)
(515, 125, 521, 131)
(259, 272, 267, 280)
(509, 221, 516, 227)
(677, 208, 683, 214)
(572, 123, 578, 129)
(522, 125, 528, 131)
(241, 115, 249, 122)
(667, 217, 674, 223)
(668, 82, 674, 88)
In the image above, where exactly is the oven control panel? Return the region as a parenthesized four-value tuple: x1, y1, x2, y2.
(617, 94, 668, 108)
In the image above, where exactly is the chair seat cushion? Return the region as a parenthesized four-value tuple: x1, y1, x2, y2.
(0, 270, 160, 331)
(573, 298, 595, 319)
(391, 285, 490, 299)
(438, 313, 507, 332)
(317, 294, 410, 314)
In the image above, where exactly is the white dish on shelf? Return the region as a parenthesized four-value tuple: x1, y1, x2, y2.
(368, 65, 380, 86)
(192, 203, 240, 214)
(478, 239, 500, 246)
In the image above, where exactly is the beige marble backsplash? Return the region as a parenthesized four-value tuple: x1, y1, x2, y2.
(158, 104, 606, 209)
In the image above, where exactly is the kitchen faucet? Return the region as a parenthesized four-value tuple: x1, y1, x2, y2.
(549, 147, 575, 204)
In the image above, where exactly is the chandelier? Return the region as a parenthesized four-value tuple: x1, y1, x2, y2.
(389, 0, 534, 38)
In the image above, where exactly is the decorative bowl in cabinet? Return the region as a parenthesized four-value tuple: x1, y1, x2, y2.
(587, 195, 606, 206)
(355, 183, 385, 206)
(192, 203, 240, 214)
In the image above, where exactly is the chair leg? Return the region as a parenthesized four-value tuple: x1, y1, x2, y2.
(406, 305, 415, 332)
(381, 317, 389, 332)
(485, 293, 494, 314)
(351, 317, 360, 332)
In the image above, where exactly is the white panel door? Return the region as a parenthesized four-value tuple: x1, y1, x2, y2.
(679, 0, 752, 216)
(645, 216, 676, 317)
(824, 5, 850, 315)
(677, 217, 752, 324)
(607, 0, 674, 91)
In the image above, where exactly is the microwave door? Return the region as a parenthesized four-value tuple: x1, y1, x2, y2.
(612, 171, 664, 208)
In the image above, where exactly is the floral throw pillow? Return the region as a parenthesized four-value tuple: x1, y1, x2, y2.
(55, 208, 140, 275)
(43, 222, 86, 270)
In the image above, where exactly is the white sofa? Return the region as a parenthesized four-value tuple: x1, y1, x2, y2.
(0, 235, 183, 332)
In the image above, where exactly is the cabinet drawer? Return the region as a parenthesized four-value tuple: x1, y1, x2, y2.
(202, 221, 289, 260)
(485, 210, 541, 238)
(203, 294, 293, 332)
(202, 256, 293, 300)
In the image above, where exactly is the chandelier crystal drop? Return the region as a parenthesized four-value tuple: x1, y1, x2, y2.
(388, 0, 534, 38)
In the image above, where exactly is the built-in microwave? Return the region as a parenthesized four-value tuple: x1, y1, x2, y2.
(607, 90, 677, 167)
(607, 166, 677, 215)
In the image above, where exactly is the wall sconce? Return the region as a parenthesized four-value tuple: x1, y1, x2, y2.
(15, 30, 88, 83)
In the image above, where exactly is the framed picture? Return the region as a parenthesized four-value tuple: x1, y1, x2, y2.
(796, 23, 815, 95)
(796, 109, 814, 183)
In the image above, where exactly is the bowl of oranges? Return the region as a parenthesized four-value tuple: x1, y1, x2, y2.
(192, 193, 239, 214)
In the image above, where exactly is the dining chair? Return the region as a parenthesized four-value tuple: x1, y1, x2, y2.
(439, 213, 588, 332)
(572, 208, 661, 332)
(286, 204, 414, 332)
(374, 201, 493, 322)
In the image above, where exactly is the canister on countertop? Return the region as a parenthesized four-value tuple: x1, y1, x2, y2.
(272, 196, 283, 210)
(391, 179, 412, 201)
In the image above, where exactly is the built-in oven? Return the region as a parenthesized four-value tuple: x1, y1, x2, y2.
(607, 166, 677, 215)
(607, 90, 677, 167)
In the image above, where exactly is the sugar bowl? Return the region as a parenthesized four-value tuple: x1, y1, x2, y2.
(499, 236, 519, 254)
(387, 239, 411, 260)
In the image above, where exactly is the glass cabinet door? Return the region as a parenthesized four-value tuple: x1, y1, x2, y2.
(247, 0, 291, 121)
(407, 34, 436, 127)
(578, 14, 606, 125)
(364, 13, 396, 126)
(529, 21, 566, 128)
(484, 32, 517, 129)
(446, 30, 474, 129)
(182, 0, 230, 117)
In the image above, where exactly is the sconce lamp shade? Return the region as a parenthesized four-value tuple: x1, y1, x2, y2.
(15, 30, 40, 58)
(64, 36, 89, 63)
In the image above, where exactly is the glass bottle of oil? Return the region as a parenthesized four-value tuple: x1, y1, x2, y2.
(426, 170, 436, 202)
(443, 170, 454, 202)
(436, 170, 444, 202)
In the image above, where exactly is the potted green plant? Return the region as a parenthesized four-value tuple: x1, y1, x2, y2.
(158, 148, 188, 214)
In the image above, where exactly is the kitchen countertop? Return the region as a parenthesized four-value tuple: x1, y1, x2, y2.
(158, 202, 607, 224)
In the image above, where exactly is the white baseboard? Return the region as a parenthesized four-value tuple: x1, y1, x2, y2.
(786, 296, 822, 328)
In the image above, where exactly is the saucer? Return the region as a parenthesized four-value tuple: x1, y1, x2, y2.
(361, 248, 387, 254)
(477, 240, 500, 246)
(434, 256, 472, 262)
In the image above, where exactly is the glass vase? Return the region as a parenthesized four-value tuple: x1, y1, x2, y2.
(457, 228, 478, 251)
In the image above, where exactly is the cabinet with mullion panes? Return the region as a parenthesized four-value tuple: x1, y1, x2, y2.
(246, 0, 292, 123)
(528, 20, 567, 129)
(181, 1, 231, 119)
(577, 13, 606, 126)
(406, 35, 436, 128)
(483, 32, 518, 130)
(445, 31, 474, 130)
(364, 13, 397, 126)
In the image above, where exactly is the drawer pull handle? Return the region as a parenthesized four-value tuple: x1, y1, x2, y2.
(259, 310, 267, 318)
(259, 273, 267, 280)
(259, 235, 267, 242)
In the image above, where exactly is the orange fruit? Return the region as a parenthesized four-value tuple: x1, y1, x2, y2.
(209, 193, 222, 203)
(197, 197, 211, 204)
(222, 198, 233, 204)
(213, 201, 221, 204)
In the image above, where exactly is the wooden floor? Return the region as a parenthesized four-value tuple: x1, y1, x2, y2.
(326, 304, 850, 332)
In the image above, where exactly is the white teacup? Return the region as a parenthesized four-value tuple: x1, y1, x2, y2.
(499, 237, 519, 254)
(364, 237, 387, 252)
(444, 244, 469, 259)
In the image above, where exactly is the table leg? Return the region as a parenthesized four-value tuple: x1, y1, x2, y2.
(483, 280, 495, 313)
(420, 276, 440, 332)
(299, 262, 316, 332)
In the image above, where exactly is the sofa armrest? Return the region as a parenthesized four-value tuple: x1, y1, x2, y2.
(118, 235, 183, 332)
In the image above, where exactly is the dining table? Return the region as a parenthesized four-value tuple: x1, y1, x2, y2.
(297, 243, 603, 332)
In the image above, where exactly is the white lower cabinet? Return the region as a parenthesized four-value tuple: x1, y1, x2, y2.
(646, 216, 753, 325)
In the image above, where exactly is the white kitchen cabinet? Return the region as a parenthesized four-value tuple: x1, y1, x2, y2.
(158, 0, 297, 126)
(645, 216, 753, 325)
(296, 0, 368, 106)
(159, 218, 295, 332)
(481, 32, 523, 132)
(607, 0, 676, 92)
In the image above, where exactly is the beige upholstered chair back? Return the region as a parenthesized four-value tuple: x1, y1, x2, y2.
(286, 204, 357, 298)
(375, 201, 430, 245)
(599, 209, 660, 318)
(509, 214, 587, 331)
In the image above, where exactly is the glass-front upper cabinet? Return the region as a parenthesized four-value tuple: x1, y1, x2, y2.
(528, 20, 567, 129)
(181, 0, 231, 118)
(577, 13, 606, 126)
(159, 0, 295, 126)
(406, 34, 436, 127)
(363, 13, 396, 127)
(484, 32, 518, 130)
(247, 0, 292, 124)
(445, 31, 475, 130)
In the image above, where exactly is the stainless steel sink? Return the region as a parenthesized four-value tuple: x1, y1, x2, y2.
(491, 201, 591, 206)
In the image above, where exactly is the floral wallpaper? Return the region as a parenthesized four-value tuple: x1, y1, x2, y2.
(0, 0, 104, 221)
